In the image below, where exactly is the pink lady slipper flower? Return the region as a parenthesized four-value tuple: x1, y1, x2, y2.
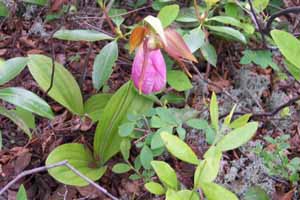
(131, 40, 166, 94)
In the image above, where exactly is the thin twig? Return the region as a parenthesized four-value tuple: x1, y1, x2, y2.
(247, 0, 266, 47)
(0, 160, 119, 200)
(264, 6, 300, 34)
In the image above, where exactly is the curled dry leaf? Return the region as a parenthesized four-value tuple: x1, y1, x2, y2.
(163, 28, 198, 63)
(129, 26, 146, 53)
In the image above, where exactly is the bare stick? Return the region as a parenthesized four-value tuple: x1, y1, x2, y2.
(0, 160, 119, 200)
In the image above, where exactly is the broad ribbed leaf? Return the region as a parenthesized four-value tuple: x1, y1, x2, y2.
(201, 182, 238, 200)
(0, 107, 31, 138)
(53, 29, 113, 42)
(0, 57, 28, 85)
(46, 143, 106, 186)
(28, 54, 84, 115)
(94, 82, 153, 164)
(84, 93, 112, 122)
(0, 87, 54, 119)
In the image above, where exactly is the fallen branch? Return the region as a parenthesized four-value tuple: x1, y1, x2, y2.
(0, 160, 119, 200)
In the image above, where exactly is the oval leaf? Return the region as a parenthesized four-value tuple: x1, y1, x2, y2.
(0, 87, 54, 119)
(216, 122, 258, 151)
(201, 182, 238, 200)
(145, 181, 165, 195)
(92, 41, 118, 90)
(0, 57, 28, 85)
(271, 30, 300, 68)
(93, 81, 153, 164)
(151, 160, 178, 190)
(160, 132, 199, 165)
(112, 163, 131, 174)
(53, 29, 113, 42)
(167, 70, 192, 91)
(140, 145, 153, 169)
(46, 143, 106, 186)
(206, 25, 246, 44)
(28, 54, 84, 115)
(158, 4, 180, 28)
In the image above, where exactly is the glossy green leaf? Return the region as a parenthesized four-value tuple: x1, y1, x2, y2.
(229, 114, 252, 129)
(194, 146, 222, 186)
(28, 54, 84, 115)
(208, 16, 254, 34)
(167, 70, 192, 91)
(0, 107, 31, 138)
(144, 16, 167, 45)
(92, 41, 118, 90)
(158, 4, 180, 27)
(46, 143, 106, 186)
(53, 29, 113, 42)
(151, 160, 178, 190)
(94, 82, 153, 164)
(201, 182, 238, 200)
(271, 30, 300, 68)
(0, 87, 54, 119)
(286, 60, 300, 80)
(140, 145, 153, 169)
(200, 43, 217, 67)
(16, 184, 27, 200)
(14, 107, 35, 129)
(244, 186, 270, 200)
(145, 181, 165, 195)
(206, 25, 246, 44)
(0, 57, 28, 85)
(217, 122, 258, 151)
(210, 92, 219, 132)
(84, 93, 112, 122)
(112, 163, 131, 173)
(0, 2, 9, 17)
(120, 139, 131, 160)
(160, 132, 199, 165)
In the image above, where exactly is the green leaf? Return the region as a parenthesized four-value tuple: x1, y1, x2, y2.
(22, 0, 48, 6)
(16, 184, 27, 200)
(118, 122, 135, 137)
(167, 70, 192, 91)
(144, 16, 167, 44)
(151, 127, 172, 149)
(194, 146, 222, 186)
(166, 189, 181, 200)
(112, 163, 131, 173)
(210, 92, 219, 132)
(140, 145, 153, 169)
(0, 57, 28, 85)
(53, 29, 113, 42)
(286, 60, 300, 80)
(253, 0, 269, 12)
(184, 28, 205, 53)
(201, 182, 238, 200)
(0, 107, 31, 138)
(46, 143, 106, 186)
(177, 190, 199, 200)
(109, 8, 126, 27)
(92, 41, 118, 90)
(216, 122, 258, 151)
(0, 87, 54, 119)
(206, 25, 246, 44)
(240, 50, 279, 71)
(94, 81, 153, 164)
(271, 30, 300, 68)
(145, 181, 165, 195)
(160, 93, 185, 104)
(244, 186, 270, 200)
(208, 16, 254, 34)
(84, 93, 112, 122)
(160, 132, 199, 165)
(200, 43, 217, 67)
(120, 139, 131, 160)
(28, 54, 84, 115)
(158, 4, 180, 28)
(0, 2, 9, 17)
(224, 104, 236, 126)
(14, 107, 35, 129)
(229, 114, 252, 129)
(151, 160, 178, 190)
